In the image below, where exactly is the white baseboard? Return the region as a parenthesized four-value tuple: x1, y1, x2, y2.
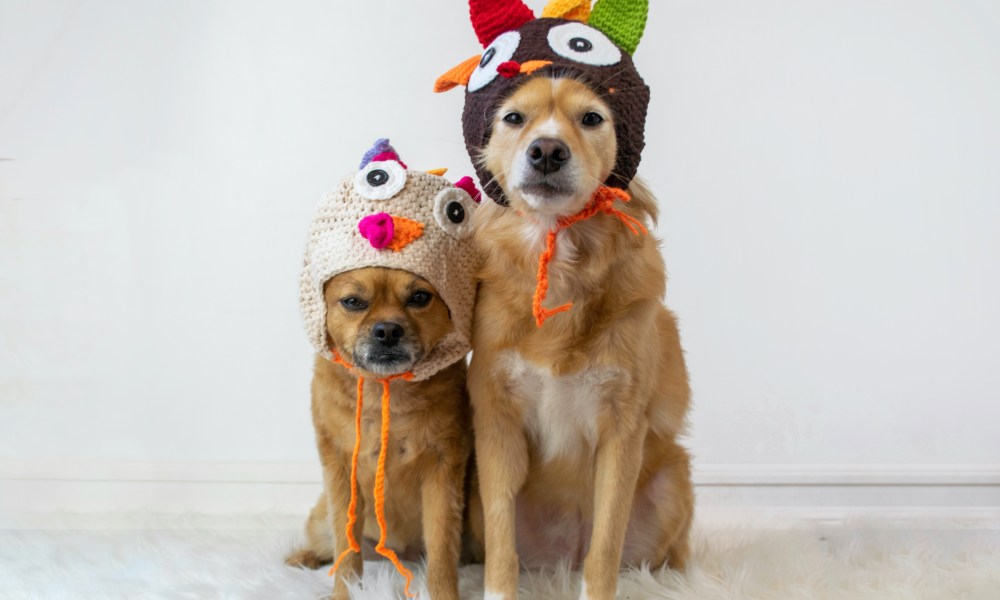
(694, 463, 1000, 514)
(2, 460, 998, 526)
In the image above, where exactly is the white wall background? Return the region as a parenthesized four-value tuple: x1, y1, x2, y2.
(2, 0, 999, 497)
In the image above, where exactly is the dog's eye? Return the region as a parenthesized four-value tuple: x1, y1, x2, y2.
(502, 112, 524, 126)
(582, 112, 604, 127)
(407, 290, 432, 308)
(340, 297, 368, 311)
(432, 186, 477, 240)
(547, 22, 621, 66)
(354, 160, 407, 200)
(469, 31, 521, 92)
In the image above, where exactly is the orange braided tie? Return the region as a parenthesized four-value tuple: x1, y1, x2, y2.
(328, 352, 416, 598)
(532, 186, 648, 327)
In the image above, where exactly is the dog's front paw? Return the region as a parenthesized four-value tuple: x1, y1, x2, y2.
(283, 548, 330, 570)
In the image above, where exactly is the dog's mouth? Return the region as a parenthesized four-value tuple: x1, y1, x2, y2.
(520, 180, 574, 198)
(353, 347, 420, 377)
(515, 175, 593, 218)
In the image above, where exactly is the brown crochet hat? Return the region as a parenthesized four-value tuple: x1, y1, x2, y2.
(435, 0, 650, 206)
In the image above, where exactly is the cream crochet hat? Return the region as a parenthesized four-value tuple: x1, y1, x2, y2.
(300, 139, 481, 381)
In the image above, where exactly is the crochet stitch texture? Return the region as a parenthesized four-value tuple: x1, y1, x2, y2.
(436, 0, 651, 206)
(299, 141, 480, 381)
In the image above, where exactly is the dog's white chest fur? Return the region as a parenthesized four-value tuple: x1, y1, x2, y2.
(500, 351, 618, 463)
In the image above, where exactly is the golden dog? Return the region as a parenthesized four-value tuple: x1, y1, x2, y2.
(467, 76, 694, 600)
(286, 267, 470, 600)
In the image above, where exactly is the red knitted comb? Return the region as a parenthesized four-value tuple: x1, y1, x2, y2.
(469, 0, 535, 47)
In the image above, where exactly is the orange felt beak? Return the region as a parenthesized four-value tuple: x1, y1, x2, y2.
(359, 213, 424, 252)
(518, 60, 553, 75)
(434, 55, 480, 93)
(426, 168, 448, 176)
(434, 57, 555, 92)
(386, 216, 424, 252)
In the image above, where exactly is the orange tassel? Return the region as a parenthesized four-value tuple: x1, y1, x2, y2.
(328, 351, 416, 598)
(329, 373, 364, 574)
(533, 229, 573, 327)
(531, 186, 648, 327)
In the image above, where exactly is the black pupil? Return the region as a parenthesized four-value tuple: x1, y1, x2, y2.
(446, 202, 465, 224)
(479, 47, 496, 68)
(569, 37, 593, 52)
(366, 169, 388, 186)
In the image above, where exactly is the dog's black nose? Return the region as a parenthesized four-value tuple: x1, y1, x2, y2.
(527, 138, 571, 175)
(372, 322, 404, 347)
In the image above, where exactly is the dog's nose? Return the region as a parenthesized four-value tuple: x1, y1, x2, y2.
(372, 321, 405, 347)
(527, 138, 571, 175)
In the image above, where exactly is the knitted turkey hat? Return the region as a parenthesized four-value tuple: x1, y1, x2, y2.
(300, 139, 481, 381)
(435, 0, 650, 205)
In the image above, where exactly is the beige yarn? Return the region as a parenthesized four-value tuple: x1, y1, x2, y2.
(300, 162, 480, 381)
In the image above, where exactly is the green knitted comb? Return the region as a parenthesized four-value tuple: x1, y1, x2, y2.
(588, 0, 649, 55)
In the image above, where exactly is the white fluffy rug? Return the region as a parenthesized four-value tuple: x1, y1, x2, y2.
(2, 514, 999, 599)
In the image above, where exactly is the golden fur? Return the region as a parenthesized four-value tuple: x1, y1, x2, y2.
(467, 77, 694, 600)
(285, 267, 471, 600)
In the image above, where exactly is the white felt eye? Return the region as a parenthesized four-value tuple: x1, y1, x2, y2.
(468, 31, 521, 93)
(433, 187, 477, 239)
(547, 22, 621, 66)
(354, 160, 407, 200)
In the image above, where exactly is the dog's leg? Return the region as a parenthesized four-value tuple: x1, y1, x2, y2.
(284, 491, 335, 568)
(580, 418, 648, 600)
(649, 442, 694, 571)
(421, 457, 467, 600)
(625, 441, 694, 572)
(461, 463, 486, 564)
(324, 458, 366, 600)
(470, 367, 528, 600)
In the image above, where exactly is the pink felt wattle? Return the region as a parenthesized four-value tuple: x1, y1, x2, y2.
(454, 176, 482, 203)
(358, 213, 395, 250)
(370, 151, 408, 169)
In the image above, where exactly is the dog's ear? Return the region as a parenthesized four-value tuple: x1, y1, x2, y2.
(588, 0, 648, 55)
(541, 0, 591, 21)
(469, 0, 535, 47)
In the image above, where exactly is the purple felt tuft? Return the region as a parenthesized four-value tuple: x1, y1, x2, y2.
(359, 139, 402, 170)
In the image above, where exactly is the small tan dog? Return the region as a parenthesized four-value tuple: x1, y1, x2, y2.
(466, 75, 694, 600)
(286, 140, 481, 599)
(285, 268, 470, 600)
